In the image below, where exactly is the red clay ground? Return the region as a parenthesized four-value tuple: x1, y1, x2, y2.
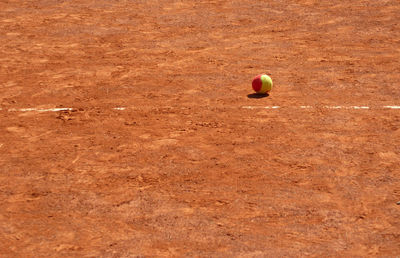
(1, 0, 400, 256)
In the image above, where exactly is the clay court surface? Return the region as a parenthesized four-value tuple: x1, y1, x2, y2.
(1, 0, 400, 256)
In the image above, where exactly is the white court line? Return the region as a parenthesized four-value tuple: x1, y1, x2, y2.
(262, 106, 280, 109)
(352, 106, 370, 109)
(324, 106, 342, 109)
(243, 106, 281, 109)
(4, 107, 75, 112)
(1, 106, 400, 112)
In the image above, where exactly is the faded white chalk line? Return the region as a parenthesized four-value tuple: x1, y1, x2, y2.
(2, 107, 75, 112)
(384, 106, 400, 109)
(1, 106, 400, 113)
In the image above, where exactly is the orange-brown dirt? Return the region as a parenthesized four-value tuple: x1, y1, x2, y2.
(1, 0, 400, 256)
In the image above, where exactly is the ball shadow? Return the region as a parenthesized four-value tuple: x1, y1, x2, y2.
(247, 93, 269, 99)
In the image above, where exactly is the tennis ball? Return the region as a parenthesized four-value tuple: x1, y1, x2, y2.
(252, 74, 273, 94)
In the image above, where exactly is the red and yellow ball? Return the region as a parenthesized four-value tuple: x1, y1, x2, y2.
(252, 74, 273, 94)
